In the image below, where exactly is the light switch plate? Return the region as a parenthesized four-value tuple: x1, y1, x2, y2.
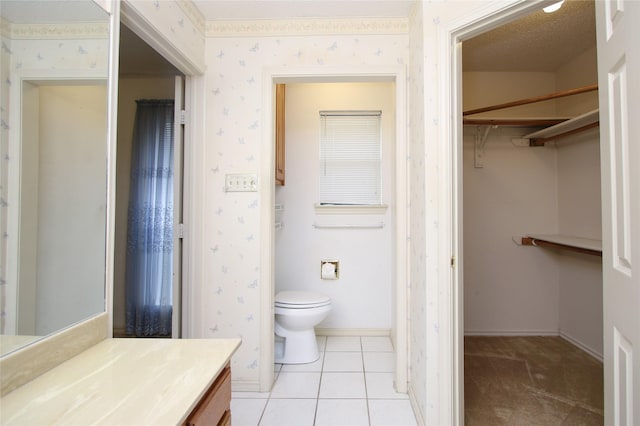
(225, 173, 258, 192)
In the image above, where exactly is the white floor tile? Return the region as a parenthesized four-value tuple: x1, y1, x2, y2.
(323, 351, 363, 372)
(319, 372, 366, 398)
(361, 336, 394, 352)
(259, 398, 317, 426)
(363, 352, 395, 372)
(280, 355, 324, 372)
(368, 399, 417, 426)
(326, 336, 361, 352)
(315, 399, 369, 426)
(270, 372, 321, 399)
(365, 372, 409, 399)
(231, 398, 268, 426)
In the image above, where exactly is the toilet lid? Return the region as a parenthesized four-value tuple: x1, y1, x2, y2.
(275, 291, 331, 308)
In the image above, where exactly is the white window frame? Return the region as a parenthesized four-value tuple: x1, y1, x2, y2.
(317, 110, 383, 207)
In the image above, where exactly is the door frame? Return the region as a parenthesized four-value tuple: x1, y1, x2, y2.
(438, 0, 558, 423)
(259, 66, 408, 393)
(118, 5, 205, 339)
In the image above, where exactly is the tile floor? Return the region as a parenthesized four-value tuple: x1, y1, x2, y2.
(231, 336, 418, 426)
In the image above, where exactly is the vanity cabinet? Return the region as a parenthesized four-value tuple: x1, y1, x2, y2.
(276, 84, 286, 186)
(185, 363, 232, 426)
(0, 338, 241, 425)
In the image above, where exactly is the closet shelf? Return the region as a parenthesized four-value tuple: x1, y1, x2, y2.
(522, 109, 599, 146)
(463, 117, 569, 127)
(522, 234, 602, 257)
(463, 84, 599, 147)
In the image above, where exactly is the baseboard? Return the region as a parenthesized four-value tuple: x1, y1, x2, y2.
(464, 329, 604, 362)
(112, 327, 127, 338)
(232, 379, 262, 392)
(464, 329, 559, 337)
(315, 328, 390, 337)
(559, 331, 603, 362)
(408, 383, 425, 426)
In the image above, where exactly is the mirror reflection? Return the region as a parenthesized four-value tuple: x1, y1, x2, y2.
(0, 0, 110, 356)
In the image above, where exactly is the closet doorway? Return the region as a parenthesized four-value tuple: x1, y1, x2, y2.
(113, 24, 185, 338)
(460, 1, 604, 423)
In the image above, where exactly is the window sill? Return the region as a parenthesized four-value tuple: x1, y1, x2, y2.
(314, 204, 388, 215)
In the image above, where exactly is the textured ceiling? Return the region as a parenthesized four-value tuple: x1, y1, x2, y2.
(462, 0, 596, 72)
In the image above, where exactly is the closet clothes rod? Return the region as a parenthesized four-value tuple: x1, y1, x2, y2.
(313, 222, 385, 229)
(521, 235, 602, 257)
(463, 84, 598, 116)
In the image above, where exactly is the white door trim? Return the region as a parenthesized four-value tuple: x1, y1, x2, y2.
(438, 1, 550, 424)
(116, 9, 204, 340)
(260, 66, 408, 393)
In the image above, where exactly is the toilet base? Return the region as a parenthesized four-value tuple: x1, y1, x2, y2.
(274, 326, 320, 364)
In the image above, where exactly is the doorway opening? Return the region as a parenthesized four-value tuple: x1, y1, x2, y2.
(259, 68, 408, 393)
(456, 1, 604, 423)
(274, 81, 396, 359)
(112, 24, 185, 338)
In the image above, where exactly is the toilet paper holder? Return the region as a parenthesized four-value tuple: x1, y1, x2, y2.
(320, 260, 339, 280)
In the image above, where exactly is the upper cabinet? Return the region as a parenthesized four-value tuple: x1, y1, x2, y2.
(276, 84, 285, 186)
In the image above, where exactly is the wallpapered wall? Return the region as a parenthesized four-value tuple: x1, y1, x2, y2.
(0, 24, 109, 335)
(408, 1, 427, 420)
(203, 32, 409, 388)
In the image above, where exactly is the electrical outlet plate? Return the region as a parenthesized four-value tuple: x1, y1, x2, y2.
(225, 173, 258, 192)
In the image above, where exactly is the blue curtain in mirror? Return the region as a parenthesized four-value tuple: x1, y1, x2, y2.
(125, 99, 174, 337)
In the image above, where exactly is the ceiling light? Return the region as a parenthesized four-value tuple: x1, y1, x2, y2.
(543, 1, 564, 13)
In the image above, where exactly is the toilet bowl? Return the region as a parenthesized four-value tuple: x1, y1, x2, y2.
(274, 291, 332, 364)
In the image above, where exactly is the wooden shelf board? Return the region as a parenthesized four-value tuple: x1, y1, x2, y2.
(463, 117, 570, 126)
(523, 109, 599, 140)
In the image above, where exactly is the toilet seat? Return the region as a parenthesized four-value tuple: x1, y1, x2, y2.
(275, 291, 331, 309)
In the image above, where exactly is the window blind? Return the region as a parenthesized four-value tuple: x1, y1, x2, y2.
(319, 111, 382, 205)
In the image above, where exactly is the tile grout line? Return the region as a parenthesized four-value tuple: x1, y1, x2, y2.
(313, 345, 327, 425)
(360, 337, 373, 426)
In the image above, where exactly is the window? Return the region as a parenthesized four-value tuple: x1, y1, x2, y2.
(319, 111, 382, 205)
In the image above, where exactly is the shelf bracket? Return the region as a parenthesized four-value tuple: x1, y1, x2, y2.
(475, 125, 493, 168)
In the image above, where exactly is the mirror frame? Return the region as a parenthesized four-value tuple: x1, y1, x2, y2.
(0, 0, 119, 395)
(5, 72, 109, 340)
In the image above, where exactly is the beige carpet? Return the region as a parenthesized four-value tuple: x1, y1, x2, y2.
(465, 336, 603, 425)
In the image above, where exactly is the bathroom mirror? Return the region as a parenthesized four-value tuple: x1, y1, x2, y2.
(0, 0, 110, 356)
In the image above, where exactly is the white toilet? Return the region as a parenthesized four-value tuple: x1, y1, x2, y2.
(274, 291, 332, 364)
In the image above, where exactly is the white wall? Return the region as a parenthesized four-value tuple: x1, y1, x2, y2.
(463, 72, 558, 117)
(407, 2, 427, 420)
(556, 47, 599, 116)
(113, 77, 175, 333)
(555, 45, 602, 357)
(463, 125, 561, 334)
(203, 31, 408, 389)
(275, 82, 395, 330)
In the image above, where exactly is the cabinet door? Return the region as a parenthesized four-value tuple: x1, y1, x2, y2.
(275, 84, 285, 186)
(184, 364, 231, 426)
